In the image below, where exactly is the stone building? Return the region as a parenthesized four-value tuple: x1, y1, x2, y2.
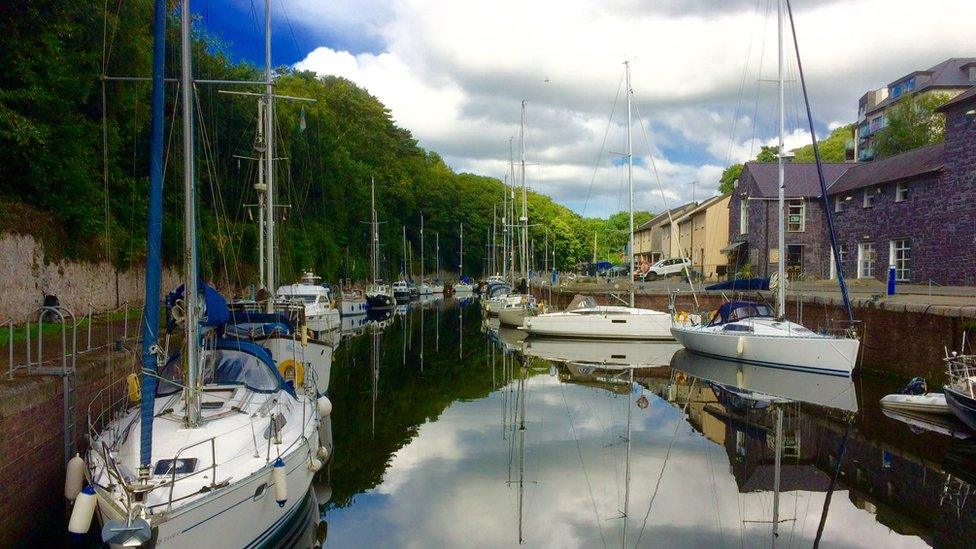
(827, 88, 976, 286)
(726, 162, 849, 279)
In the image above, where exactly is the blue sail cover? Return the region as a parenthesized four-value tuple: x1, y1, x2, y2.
(166, 282, 231, 328)
(705, 278, 770, 291)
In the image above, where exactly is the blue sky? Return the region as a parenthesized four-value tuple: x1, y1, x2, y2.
(191, 0, 975, 217)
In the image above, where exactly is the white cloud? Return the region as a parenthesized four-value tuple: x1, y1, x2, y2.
(292, 0, 976, 216)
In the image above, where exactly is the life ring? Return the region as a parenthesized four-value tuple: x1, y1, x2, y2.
(126, 373, 140, 403)
(278, 359, 305, 387)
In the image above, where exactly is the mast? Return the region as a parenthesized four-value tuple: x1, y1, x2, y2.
(139, 0, 167, 470)
(492, 204, 497, 275)
(519, 101, 529, 285)
(256, 100, 266, 289)
(180, 0, 200, 426)
(772, 404, 784, 540)
(420, 212, 425, 284)
(623, 368, 634, 547)
(508, 138, 516, 281)
(371, 176, 378, 284)
(776, 0, 786, 318)
(264, 0, 276, 311)
(625, 60, 635, 308)
(402, 225, 407, 279)
(435, 231, 440, 282)
(459, 222, 464, 279)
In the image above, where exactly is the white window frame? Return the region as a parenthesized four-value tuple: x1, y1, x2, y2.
(890, 239, 911, 282)
(829, 244, 849, 280)
(739, 197, 749, 235)
(895, 182, 908, 202)
(857, 242, 876, 279)
(834, 196, 843, 213)
(863, 189, 875, 208)
(787, 200, 805, 232)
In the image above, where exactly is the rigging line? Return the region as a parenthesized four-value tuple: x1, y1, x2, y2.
(634, 377, 698, 547)
(724, 0, 765, 167)
(554, 382, 607, 549)
(193, 85, 235, 288)
(580, 71, 625, 218)
(631, 101, 699, 308)
(277, 0, 305, 70)
(749, 0, 774, 159)
(102, 0, 126, 74)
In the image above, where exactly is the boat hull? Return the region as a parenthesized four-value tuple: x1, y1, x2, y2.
(261, 335, 335, 395)
(498, 307, 531, 328)
(670, 325, 859, 377)
(305, 310, 340, 332)
(523, 310, 673, 340)
(879, 393, 951, 416)
(92, 433, 317, 548)
(339, 298, 368, 316)
(945, 385, 976, 432)
(366, 293, 395, 310)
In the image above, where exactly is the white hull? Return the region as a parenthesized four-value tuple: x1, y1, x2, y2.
(880, 393, 950, 415)
(670, 324, 859, 377)
(485, 299, 505, 316)
(262, 335, 335, 395)
(523, 307, 673, 340)
(339, 298, 368, 316)
(93, 433, 317, 548)
(453, 284, 475, 293)
(498, 307, 530, 328)
(305, 309, 340, 332)
(523, 338, 682, 368)
(429, 284, 444, 294)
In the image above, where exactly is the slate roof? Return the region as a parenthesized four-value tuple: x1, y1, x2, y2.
(827, 143, 945, 195)
(635, 201, 696, 230)
(937, 85, 976, 112)
(868, 57, 976, 115)
(742, 162, 850, 198)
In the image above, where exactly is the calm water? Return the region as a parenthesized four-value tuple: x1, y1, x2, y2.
(313, 297, 974, 548)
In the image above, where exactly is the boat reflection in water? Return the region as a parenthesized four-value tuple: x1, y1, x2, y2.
(522, 337, 682, 369)
(313, 299, 971, 548)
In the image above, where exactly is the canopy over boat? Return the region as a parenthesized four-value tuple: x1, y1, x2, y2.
(708, 301, 775, 326)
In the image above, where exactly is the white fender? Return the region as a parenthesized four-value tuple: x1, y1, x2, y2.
(272, 458, 287, 507)
(317, 445, 331, 462)
(317, 396, 333, 417)
(65, 454, 85, 501)
(736, 336, 745, 356)
(309, 457, 323, 472)
(68, 485, 97, 536)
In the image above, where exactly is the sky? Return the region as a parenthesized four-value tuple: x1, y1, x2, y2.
(198, 0, 975, 218)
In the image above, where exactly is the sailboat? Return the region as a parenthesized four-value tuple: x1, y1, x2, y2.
(419, 213, 433, 296)
(428, 231, 445, 294)
(453, 222, 475, 293)
(670, 0, 861, 376)
(498, 101, 539, 327)
(523, 62, 672, 340)
(68, 2, 326, 544)
(365, 177, 396, 310)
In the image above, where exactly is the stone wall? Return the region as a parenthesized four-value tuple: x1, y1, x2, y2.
(0, 233, 181, 320)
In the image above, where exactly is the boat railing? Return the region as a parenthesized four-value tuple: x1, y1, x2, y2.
(946, 354, 976, 397)
(164, 437, 219, 511)
(822, 318, 863, 340)
(87, 375, 135, 446)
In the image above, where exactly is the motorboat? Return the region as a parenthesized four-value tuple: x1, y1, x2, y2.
(338, 286, 368, 316)
(498, 293, 538, 328)
(523, 294, 673, 340)
(392, 280, 411, 301)
(483, 276, 512, 316)
(671, 301, 860, 377)
(880, 378, 951, 415)
(365, 282, 395, 310)
(276, 271, 340, 332)
(944, 352, 976, 431)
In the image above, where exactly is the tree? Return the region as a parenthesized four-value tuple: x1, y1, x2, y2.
(718, 164, 743, 194)
(874, 92, 951, 159)
(754, 145, 779, 163)
(793, 124, 853, 162)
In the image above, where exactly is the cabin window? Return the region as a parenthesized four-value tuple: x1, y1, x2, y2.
(858, 242, 876, 278)
(895, 182, 908, 202)
(891, 239, 911, 282)
(787, 200, 805, 232)
(739, 198, 749, 234)
(863, 189, 875, 208)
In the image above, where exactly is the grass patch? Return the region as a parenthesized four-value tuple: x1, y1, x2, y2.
(0, 308, 143, 348)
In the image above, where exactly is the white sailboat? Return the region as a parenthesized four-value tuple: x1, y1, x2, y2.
(453, 222, 475, 293)
(429, 231, 445, 294)
(419, 212, 433, 296)
(523, 62, 672, 340)
(498, 101, 539, 328)
(364, 177, 395, 310)
(68, 3, 327, 544)
(670, 0, 860, 376)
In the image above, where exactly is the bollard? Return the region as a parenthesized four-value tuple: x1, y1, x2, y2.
(887, 265, 896, 296)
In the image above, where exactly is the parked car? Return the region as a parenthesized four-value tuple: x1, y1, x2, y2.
(643, 257, 691, 280)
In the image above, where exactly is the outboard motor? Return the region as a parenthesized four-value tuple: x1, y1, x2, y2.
(901, 376, 928, 395)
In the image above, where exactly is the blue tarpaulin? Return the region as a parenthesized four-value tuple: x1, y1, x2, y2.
(705, 278, 770, 291)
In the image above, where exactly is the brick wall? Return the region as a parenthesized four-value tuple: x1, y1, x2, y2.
(0, 349, 137, 546)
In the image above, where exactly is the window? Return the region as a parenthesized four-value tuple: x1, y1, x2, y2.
(863, 189, 875, 208)
(895, 182, 908, 202)
(739, 197, 749, 234)
(858, 242, 876, 278)
(787, 200, 805, 232)
(891, 239, 911, 282)
(969, 66, 976, 81)
(786, 245, 803, 276)
(834, 196, 844, 213)
(830, 244, 849, 279)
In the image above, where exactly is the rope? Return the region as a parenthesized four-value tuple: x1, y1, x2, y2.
(579, 72, 624, 218)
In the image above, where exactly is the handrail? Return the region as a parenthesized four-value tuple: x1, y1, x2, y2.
(166, 437, 218, 511)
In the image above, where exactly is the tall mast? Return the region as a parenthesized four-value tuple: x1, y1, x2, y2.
(256, 100, 266, 289)
(519, 101, 529, 284)
(459, 222, 464, 277)
(180, 0, 200, 426)
(492, 204, 497, 275)
(420, 212, 425, 283)
(435, 231, 439, 281)
(139, 0, 168, 470)
(508, 138, 516, 281)
(625, 60, 635, 308)
(371, 176, 378, 284)
(264, 0, 276, 310)
(402, 225, 407, 279)
(776, 0, 786, 318)
(623, 368, 634, 547)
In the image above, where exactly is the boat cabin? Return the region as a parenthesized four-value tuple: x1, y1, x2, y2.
(707, 301, 775, 327)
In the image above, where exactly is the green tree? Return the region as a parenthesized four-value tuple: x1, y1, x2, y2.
(718, 164, 743, 194)
(874, 92, 951, 159)
(793, 124, 853, 162)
